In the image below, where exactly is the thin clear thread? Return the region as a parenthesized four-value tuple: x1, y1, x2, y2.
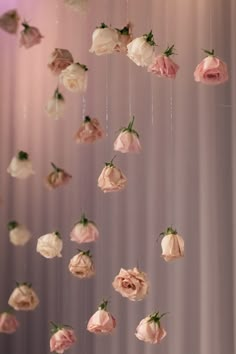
(105, 57, 109, 136)
(82, 95, 86, 119)
(170, 82, 174, 223)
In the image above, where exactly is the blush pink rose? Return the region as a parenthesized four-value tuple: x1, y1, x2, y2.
(114, 23, 133, 53)
(135, 312, 167, 344)
(0, 312, 19, 334)
(48, 48, 73, 75)
(194, 50, 228, 85)
(70, 214, 99, 244)
(148, 53, 179, 78)
(45, 163, 72, 190)
(8, 283, 39, 311)
(160, 227, 184, 262)
(114, 116, 141, 153)
(50, 326, 76, 353)
(98, 158, 127, 193)
(87, 301, 116, 334)
(112, 267, 149, 301)
(69, 250, 95, 278)
(20, 22, 43, 49)
(0, 9, 20, 34)
(74, 116, 103, 143)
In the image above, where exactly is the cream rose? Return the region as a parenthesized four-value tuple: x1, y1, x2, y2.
(60, 62, 88, 93)
(135, 312, 167, 344)
(8, 220, 31, 246)
(160, 226, 184, 261)
(48, 48, 73, 75)
(70, 214, 99, 244)
(112, 267, 149, 301)
(0, 9, 20, 34)
(89, 23, 120, 55)
(7, 151, 35, 179)
(36, 231, 63, 258)
(87, 300, 116, 334)
(74, 116, 103, 143)
(69, 250, 95, 278)
(127, 30, 156, 67)
(114, 116, 141, 153)
(19, 22, 43, 49)
(45, 89, 65, 120)
(8, 283, 39, 311)
(64, 0, 88, 12)
(50, 322, 77, 353)
(0, 312, 19, 334)
(45, 163, 72, 190)
(98, 158, 127, 193)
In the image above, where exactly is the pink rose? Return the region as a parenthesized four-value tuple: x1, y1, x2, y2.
(0, 9, 20, 34)
(194, 49, 228, 85)
(48, 48, 73, 75)
(148, 45, 179, 79)
(20, 22, 43, 49)
(45, 163, 72, 190)
(87, 300, 116, 334)
(135, 312, 167, 344)
(160, 226, 184, 262)
(50, 323, 76, 353)
(0, 312, 19, 334)
(68, 250, 95, 278)
(70, 214, 99, 244)
(114, 116, 141, 153)
(115, 23, 133, 53)
(98, 158, 127, 193)
(112, 267, 149, 301)
(74, 116, 103, 143)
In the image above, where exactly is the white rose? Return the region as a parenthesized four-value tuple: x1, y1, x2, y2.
(89, 24, 120, 55)
(45, 89, 65, 119)
(160, 227, 184, 261)
(127, 31, 156, 67)
(8, 221, 31, 246)
(64, 0, 88, 12)
(36, 232, 63, 259)
(7, 151, 34, 179)
(69, 250, 95, 278)
(60, 63, 88, 93)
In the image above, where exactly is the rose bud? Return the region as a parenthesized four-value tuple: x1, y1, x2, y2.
(89, 22, 120, 56)
(36, 231, 63, 259)
(135, 312, 167, 344)
(7, 151, 35, 179)
(48, 48, 73, 75)
(127, 30, 156, 67)
(114, 116, 141, 153)
(194, 49, 228, 85)
(8, 283, 39, 311)
(45, 162, 72, 190)
(0, 9, 20, 34)
(50, 322, 77, 353)
(98, 157, 127, 193)
(74, 116, 103, 143)
(64, 0, 88, 12)
(148, 44, 179, 79)
(19, 22, 43, 49)
(114, 23, 133, 53)
(70, 214, 99, 244)
(0, 312, 19, 334)
(45, 88, 65, 120)
(160, 226, 184, 262)
(68, 250, 95, 278)
(87, 300, 116, 334)
(60, 62, 88, 93)
(8, 220, 31, 246)
(112, 267, 149, 301)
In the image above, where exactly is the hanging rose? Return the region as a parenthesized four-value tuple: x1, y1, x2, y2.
(0, 9, 20, 34)
(64, 0, 88, 12)
(48, 48, 73, 75)
(45, 88, 65, 120)
(160, 226, 184, 261)
(0, 312, 19, 334)
(60, 62, 88, 93)
(114, 23, 133, 53)
(89, 22, 120, 56)
(70, 214, 99, 244)
(148, 44, 179, 79)
(8, 283, 39, 311)
(135, 312, 167, 344)
(19, 22, 43, 49)
(98, 157, 127, 193)
(194, 49, 228, 85)
(127, 30, 156, 67)
(112, 267, 149, 301)
(74, 116, 103, 143)
(36, 231, 63, 259)
(87, 300, 116, 334)
(68, 250, 95, 278)
(7, 151, 35, 179)
(8, 220, 31, 246)
(114, 116, 141, 153)
(45, 162, 72, 190)
(50, 322, 77, 354)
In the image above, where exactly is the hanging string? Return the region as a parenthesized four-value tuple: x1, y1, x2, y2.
(170, 82, 174, 224)
(82, 95, 86, 120)
(105, 56, 109, 136)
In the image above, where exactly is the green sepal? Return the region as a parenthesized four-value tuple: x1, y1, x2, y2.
(76, 62, 88, 71)
(18, 151, 28, 160)
(84, 116, 91, 123)
(98, 22, 108, 29)
(98, 299, 108, 311)
(163, 44, 176, 57)
(8, 220, 19, 231)
(16, 281, 32, 288)
(105, 156, 116, 167)
(119, 116, 139, 137)
(160, 226, 178, 236)
(54, 231, 61, 239)
(54, 88, 64, 101)
(147, 311, 168, 327)
(51, 162, 63, 173)
(116, 25, 130, 35)
(203, 48, 215, 56)
(144, 30, 156, 46)
(77, 249, 92, 257)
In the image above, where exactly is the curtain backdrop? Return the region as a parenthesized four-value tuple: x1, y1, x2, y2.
(0, 1, 235, 354)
